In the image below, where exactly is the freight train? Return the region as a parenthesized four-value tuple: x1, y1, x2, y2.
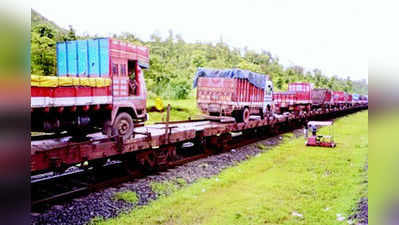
(31, 38, 368, 176)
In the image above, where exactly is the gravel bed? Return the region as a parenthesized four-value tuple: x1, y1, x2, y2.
(31, 129, 303, 225)
(348, 162, 368, 225)
(348, 197, 368, 225)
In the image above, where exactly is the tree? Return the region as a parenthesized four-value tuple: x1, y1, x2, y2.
(31, 24, 57, 75)
(344, 76, 353, 93)
(62, 25, 77, 41)
(276, 78, 283, 90)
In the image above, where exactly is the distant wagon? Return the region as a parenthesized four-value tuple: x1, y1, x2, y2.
(344, 93, 352, 107)
(273, 82, 313, 113)
(194, 68, 273, 123)
(273, 91, 296, 113)
(311, 88, 332, 109)
(352, 93, 360, 106)
(332, 91, 346, 107)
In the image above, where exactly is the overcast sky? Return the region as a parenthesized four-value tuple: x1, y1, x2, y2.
(33, 0, 367, 81)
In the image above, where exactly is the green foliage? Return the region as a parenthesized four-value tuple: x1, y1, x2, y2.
(31, 10, 78, 76)
(31, 24, 57, 75)
(113, 190, 139, 204)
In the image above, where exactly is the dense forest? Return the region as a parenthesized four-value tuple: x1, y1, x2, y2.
(31, 9, 368, 99)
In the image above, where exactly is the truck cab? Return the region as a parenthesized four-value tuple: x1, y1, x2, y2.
(263, 80, 274, 115)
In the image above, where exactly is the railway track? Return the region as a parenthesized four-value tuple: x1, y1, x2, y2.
(31, 106, 367, 211)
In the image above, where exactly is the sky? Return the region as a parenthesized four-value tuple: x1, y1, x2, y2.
(32, 0, 368, 81)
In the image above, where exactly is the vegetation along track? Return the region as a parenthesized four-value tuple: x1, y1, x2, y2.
(31, 107, 366, 213)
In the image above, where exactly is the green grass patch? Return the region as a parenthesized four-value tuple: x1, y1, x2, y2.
(88, 216, 105, 225)
(113, 190, 139, 204)
(100, 111, 368, 225)
(256, 143, 269, 151)
(146, 98, 201, 124)
(282, 132, 294, 139)
(150, 178, 187, 197)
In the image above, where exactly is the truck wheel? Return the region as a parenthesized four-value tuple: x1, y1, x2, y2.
(113, 112, 134, 139)
(235, 108, 250, 123)
(242, 108, 250, 123)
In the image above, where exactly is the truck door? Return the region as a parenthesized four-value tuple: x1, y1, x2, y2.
(263, 80, 273, 113)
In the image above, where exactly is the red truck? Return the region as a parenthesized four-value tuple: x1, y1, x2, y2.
(344, 93, 353, 107)
(311, 88, 332, 109)
(31, 38, 149, 139)
(272, 91, 295, 113)
(194, 68, 274, 123)
(273, 82, 313, 113)
(332, 91, 346, 108)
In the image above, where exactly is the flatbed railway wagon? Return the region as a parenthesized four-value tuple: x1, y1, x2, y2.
(31, 38, 150, 139)
(194, 68, 273, 123)
(311, 88, 332, 110)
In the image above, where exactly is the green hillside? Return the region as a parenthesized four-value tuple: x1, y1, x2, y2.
(31, 9, 67, 34)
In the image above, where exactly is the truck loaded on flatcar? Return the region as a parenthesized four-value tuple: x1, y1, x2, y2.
(193, 68, 274, 123)
(31, 38, 149, 139)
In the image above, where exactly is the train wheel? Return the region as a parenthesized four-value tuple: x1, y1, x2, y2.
(113, 112, 134, 139)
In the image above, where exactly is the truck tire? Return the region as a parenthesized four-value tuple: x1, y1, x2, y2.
(242, 108, 250, 123)
(113, 112, 134, 139)
(235, 108, 250, 123)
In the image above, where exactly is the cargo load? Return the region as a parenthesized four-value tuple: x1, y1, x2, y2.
(311, 88, 332, 107)
(194, 68, 273, 123)
(31, 38, 150, 139)
(332, 91, 346, 105)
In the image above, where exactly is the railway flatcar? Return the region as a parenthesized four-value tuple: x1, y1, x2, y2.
(194, 68, 274, 123)
(31, 38, 150, 139)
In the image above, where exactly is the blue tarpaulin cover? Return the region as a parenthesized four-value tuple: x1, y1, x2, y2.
(193, 68, 269, 90)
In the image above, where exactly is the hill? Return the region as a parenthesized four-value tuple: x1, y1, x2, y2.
(31, 9, 67, 34)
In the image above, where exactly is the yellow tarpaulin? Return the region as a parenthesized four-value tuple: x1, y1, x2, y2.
(31, 75, 112, 88)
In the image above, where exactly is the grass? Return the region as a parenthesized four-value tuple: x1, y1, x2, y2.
(146, 98, 201, 124)
(113, 191, 139, 204)
(98, 110, 368, 225)
(151, 178, 188, 197)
